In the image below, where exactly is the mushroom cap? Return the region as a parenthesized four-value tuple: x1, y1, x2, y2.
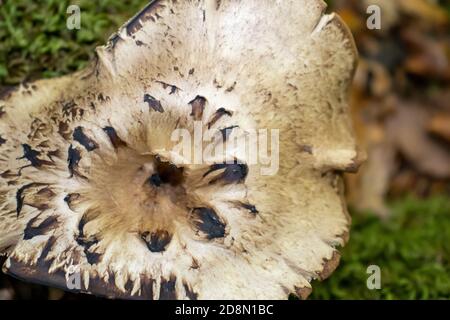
(0, 0, 359, 299)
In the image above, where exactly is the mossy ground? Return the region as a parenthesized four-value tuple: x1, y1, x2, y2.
(1, 0, 449, 300)
(311, 196, 450, 299)
(0, 0, 145, 85)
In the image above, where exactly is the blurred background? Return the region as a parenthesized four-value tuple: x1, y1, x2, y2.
(0, 0, 449, 299)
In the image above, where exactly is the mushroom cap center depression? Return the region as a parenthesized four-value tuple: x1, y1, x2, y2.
(85, 148, 189, 239)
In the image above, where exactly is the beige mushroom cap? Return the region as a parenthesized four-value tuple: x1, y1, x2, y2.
(0, 0, 360, 299)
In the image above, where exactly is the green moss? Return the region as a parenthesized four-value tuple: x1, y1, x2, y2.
(310, 196, 450, 299)
(0, 0, 147, 86)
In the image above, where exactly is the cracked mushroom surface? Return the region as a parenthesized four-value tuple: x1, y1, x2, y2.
(0, 0, 359, 299)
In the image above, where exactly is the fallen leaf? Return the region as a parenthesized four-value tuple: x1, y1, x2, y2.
(386, 100, 450, 179)
(428, 114, 450, 143)
(398, 0, 449, 26)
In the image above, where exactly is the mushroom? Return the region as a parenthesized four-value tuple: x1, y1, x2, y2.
(0, 0, 360, 299)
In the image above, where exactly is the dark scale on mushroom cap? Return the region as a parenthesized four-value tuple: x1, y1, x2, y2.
(61, 100, 77, 115)
(35, 236, 58, 269)
(148, 173, 162, 187)
(144, 94, 164, 113)
(109, 33, 122, 48)
(0, 135, 6, 146)
(67, 145, 83, 178)
(139, 276, 154, 299)
(79, 240, 102, 265)
(18, 144, 52, 168)
(241, 203, 259, 215)
(64, 193, 81, 211)
(15, 183, 48, 217)
(103, 126, 127, 149)
(183, 282, 198, 300)
(159, 275, 177, 300)
(97, 93, 110, 103)
(126, 0, 165, 36)
(154, 158, 185, 186)
(156, 81, 180, 95)
(203, 162, 249, 184)
(1, 170, 17, 179)
(207, 108, 233, 129)
(192, 207, 226, 240)
(76, 215, 102, 265)
(220, 125, 239, 141)
(73, 127, 98, 152)
(23, 215, 58, 240)
(141, 230, 172, 252)
(58, 121, 71, 140)
(189, 95, 206, 121)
